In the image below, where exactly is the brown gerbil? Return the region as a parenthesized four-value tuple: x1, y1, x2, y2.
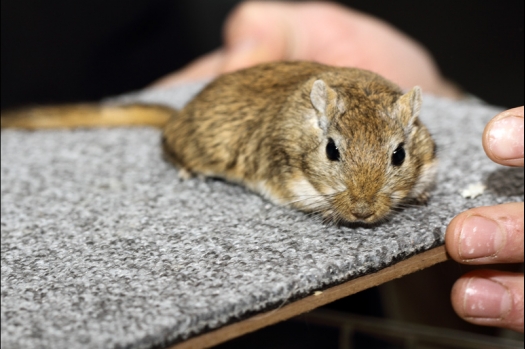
(1, 61, 437, 224)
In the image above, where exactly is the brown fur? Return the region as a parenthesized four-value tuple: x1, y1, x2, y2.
(2, 61, 437, 224)
(162, 62, 437, 224)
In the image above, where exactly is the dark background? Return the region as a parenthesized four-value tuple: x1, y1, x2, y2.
(1, 0, 523, 110)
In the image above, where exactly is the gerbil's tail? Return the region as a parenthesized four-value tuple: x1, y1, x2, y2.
(1, 104, 174, 130)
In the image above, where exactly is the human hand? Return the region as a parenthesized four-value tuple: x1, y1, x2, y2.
(152, 1, 462, 99)
(446, 106, 524, 332)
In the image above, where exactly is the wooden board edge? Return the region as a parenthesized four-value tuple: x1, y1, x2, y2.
(170, 245, 449, 349)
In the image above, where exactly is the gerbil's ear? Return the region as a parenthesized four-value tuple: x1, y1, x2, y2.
(311, 80, 329, 113)
(396, 86, 422, 127)
(310, 79, 339, 132)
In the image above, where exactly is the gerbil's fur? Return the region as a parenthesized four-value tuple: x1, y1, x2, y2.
(2, 61, 437, 224)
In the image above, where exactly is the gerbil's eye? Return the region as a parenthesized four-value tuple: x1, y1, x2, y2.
(326, 138, 340, 161)
(392, 143, 405, 166)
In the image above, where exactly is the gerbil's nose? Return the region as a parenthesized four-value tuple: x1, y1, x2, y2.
(351, 202, 374, 220)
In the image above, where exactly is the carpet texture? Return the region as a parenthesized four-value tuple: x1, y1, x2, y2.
(1, 81, 523, 349)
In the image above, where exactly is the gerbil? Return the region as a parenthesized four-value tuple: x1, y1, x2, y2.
(1, 61, 437, 224)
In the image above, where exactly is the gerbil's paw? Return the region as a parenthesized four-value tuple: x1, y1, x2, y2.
(178, 168, 193, 180)
(412, 191, 431, 205)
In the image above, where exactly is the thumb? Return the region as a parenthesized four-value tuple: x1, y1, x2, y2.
(221, 2, 291, 73)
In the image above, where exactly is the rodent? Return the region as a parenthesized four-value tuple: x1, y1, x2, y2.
(1, 61, 438, 224)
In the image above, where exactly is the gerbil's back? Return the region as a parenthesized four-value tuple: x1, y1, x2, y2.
(162, 62, 341, 178)
(191, 62, 331, 108)
(194, 61, 395, 103)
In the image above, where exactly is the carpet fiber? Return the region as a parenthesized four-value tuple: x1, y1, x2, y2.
(1, 82, 523, 349)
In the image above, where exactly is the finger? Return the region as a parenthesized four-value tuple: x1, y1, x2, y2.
(451, 270, 524, 332)
(220, 1, 291, 72)
(482, 106, 524, 167)
(150, 49, 226, 88)
(445, 203, 524, 264)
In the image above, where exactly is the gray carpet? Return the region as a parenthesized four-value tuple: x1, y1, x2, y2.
(1, 81, 523, 349)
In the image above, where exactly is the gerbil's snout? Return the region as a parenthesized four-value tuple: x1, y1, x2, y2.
(350, 201, 375, 220)
(330, 195, 385, 224)
(334, 175, 391, 224)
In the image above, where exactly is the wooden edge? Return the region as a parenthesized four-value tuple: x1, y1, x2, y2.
(169, 245, 449, 349)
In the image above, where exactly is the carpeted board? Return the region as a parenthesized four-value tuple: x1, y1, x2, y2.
(1, 81, 523, 349)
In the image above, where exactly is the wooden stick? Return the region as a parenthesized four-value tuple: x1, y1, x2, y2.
(170, 245, 449, 349)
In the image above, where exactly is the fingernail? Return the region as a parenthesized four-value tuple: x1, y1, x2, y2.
(459, 215, 504, 260)
(463, 277, 511, 319)
(488, 116, 524, 160)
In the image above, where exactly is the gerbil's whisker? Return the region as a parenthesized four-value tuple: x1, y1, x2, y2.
(393, 201, 426, 210)
(281, 192, 336, 207)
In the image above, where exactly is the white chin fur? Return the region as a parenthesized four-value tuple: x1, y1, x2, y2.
(408, 160, 438, 199)
(286, 177, 329, 212)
